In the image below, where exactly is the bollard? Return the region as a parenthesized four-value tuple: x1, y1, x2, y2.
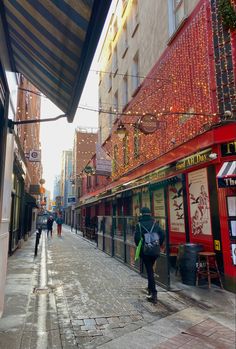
(34, 231, 40, 257)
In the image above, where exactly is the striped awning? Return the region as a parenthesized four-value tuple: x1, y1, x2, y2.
(217, 161, 236, 188)
(217, 162, 236, 178)
(1, 0, 111, 121)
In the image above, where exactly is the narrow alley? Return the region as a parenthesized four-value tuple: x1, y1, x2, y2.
(0, 226, 235, 349)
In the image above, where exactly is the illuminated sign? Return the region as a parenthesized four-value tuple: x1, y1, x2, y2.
(221, 140, 236, 157)
(176, 148, 212, 171)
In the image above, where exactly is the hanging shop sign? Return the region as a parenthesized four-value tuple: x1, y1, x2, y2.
(137, 114, 159, 134)
(176, 148, 212, 171)
(29, 184, 41, 195)
(221, 140, 236, 157)
(28, 150, 41, 162)
(96, 143, 112, 176)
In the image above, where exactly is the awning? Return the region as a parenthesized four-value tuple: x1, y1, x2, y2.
(1, 0, 111, 122)
(217, 161, 236, 188)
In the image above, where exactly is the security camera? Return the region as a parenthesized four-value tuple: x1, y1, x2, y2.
(208, 153, 217, 159)
(224, 110, 232, 119)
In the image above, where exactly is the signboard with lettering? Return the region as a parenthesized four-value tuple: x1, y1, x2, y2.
(221, 140, 236, 157)
(176, 148, 212, 171)
(138, 114, 159, 134)
(96, 143, 111, 176)
(29, 184, 41, 195)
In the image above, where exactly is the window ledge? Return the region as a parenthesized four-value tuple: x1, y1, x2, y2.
(131, 22, 139, 38)
(131, 84, 141, 98)
(167, 16, 188, 46)
(122, 45, 128, 58)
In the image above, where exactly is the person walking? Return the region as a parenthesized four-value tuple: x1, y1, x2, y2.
(56, 214, 64, 237)
(134, 207, 165, 304)
(46, 216, 54, 238)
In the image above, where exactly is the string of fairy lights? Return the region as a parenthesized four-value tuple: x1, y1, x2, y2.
(104, 1, 221, 180)
(15, 1, 235, 184)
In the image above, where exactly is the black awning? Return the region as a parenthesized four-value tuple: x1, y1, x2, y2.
(217, 161, 236, 188)
(1, 0, 111, 121)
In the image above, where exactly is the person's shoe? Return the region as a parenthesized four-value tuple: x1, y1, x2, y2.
(146, 294, 157, 304)
(146, 287, 151, 296)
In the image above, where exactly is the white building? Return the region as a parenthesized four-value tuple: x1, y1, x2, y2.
(98, 0, 199, 143)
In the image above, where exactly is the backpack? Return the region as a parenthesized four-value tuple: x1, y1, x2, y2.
(139, 221, 160, 257)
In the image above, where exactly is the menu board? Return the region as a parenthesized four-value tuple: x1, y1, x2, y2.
(153, 188, 165, 217)
(141, 190, 150, 209)
(132, 194, 140, 217)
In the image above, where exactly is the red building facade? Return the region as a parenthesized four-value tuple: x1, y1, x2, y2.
(79, 0, 236, 291)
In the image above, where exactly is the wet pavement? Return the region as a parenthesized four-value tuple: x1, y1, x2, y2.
(0, 225, 235, 349)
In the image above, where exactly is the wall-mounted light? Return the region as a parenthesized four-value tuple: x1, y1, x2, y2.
(208, 153, 218, 159)
(115, 123, 128, 140)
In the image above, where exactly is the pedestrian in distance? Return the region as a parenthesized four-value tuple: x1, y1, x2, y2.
(56, 214, 64, 237)
(134, 207, 165, 304)
(47, 216, 54, 238)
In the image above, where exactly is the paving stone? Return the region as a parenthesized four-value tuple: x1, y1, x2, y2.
(83, 319, 96, 326)
(1, 229, 235, 349)
(95, 317, 108, 325)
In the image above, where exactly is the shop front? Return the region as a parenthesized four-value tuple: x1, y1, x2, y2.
(216, 140, 236, 291)
(80, 123, 236, 291)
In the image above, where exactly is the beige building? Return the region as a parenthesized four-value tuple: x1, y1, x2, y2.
(98, 0, 199, 143)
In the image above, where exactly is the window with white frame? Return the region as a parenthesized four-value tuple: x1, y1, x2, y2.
(121, 21, 128, 58)
(122, 73, 128, 108)
(131, 52, 139, 92)
(122, 0, 128, 17)
(168, 0, 185, 36)
(112, 45, 118, 76)
(107, 72, 112, 92)
(109, 107, 113, 132)
(131, 0, 139, 37)
(113, 90, 118, 112)
(108, 42, 112, 60)
(113, 18, 118, 41)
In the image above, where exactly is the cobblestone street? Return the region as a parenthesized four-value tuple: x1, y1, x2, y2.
(0, 226, 235, 349)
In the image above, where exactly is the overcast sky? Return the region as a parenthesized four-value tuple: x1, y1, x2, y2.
(40, 67, 99, 195)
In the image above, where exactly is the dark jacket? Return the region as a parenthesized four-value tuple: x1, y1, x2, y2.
(47, 218, 54, 229)
(134, 215, 165, 253)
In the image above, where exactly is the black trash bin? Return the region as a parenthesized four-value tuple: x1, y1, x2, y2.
(178, 243, 203, 286)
